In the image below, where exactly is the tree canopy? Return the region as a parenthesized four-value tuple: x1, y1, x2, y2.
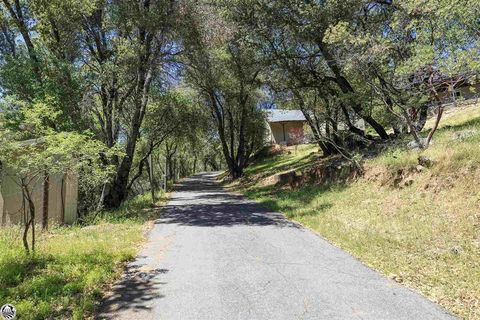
(0, 0, 478, 212)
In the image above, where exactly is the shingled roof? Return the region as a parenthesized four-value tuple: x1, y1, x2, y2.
(266, 109, 306, 123)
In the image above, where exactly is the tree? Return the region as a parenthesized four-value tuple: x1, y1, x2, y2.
(0, 0, 93, 131)
(320, 0, 480, 147)
(0, 99, 116, 253)
(228, 0, 390, 142)
(83, 0, 181, 208)
(126, 90, 200, 202)
(0, 0, 182, 209)
(181, 1, 267, 178)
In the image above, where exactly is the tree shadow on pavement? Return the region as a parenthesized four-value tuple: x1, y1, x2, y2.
(156, 201, 300, 228)
(96, 262, 168, 319)
(157, 172, 301, 228)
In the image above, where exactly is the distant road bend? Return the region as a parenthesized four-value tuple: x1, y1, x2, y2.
(97, 172, 455, 320)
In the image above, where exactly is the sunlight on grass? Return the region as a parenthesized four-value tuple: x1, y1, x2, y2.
(235, 105, 480, 319)
(0, 191, 168, 320)
(241, 144, 319, 181)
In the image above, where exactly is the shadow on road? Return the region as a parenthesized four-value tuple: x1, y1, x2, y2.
(96, 262, 168, 319)
(156, 201, 299, 228)
(156, 173, 299, 228)
(96, 172, 298, 319)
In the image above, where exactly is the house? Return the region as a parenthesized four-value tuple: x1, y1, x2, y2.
(409, 68, 480, 105)
(0, 140, 79, 227)
(0, 167, 78, 226)
(265, 109, 366, 145)
(266, 109, 307, 145)
(436, 75, 480, 105)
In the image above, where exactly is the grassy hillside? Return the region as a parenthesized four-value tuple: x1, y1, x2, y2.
(0, 192, 167, 320)
(229, 105, 480, 319)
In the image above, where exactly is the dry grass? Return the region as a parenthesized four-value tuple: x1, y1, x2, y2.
(228, 144, 320, 189)
(233, 105, 480, 319)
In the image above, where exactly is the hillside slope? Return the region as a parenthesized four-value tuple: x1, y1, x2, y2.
(229, 105, 480, 319)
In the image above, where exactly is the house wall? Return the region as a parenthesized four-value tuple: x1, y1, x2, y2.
(438, 83, 480, 104)
(0, 168, 78, 226)
(63, 174, 78, 224)
(0, 168, 44, 225)
(267, 117, 365, 146)
(269, 121, 305, 145)
(47, 174, 64, 225)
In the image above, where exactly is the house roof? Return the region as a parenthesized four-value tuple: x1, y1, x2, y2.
(266, 109, 306, 123)
(408, 67, 478, 89)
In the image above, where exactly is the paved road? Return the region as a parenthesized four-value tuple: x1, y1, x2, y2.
(97, 172, 455, 320)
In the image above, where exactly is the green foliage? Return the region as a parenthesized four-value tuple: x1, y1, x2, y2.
(181, 1, 268, 177)
(0, 97, 119, 252)
(87, 190, 167, 224)
(226, 0, 479, 148)
(0, 225, 139, 319)
(0, 0, 479, 317)
(233, 106, 480, 319)
(1, 0, 183, 209)
(0, 191, 166, 319)
(0, 116, 117, 188)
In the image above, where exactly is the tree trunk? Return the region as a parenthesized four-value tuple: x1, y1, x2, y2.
(426, 105, 444, 146)
(425, 75, 445, 147)
(42, 172, 49, 230)
(22, 185, 36, 253)
(22, 217, 31, 254)
(413, 105, 428, 132)
(319, 44, 389, 139)
(22, 189, 31, 254)
(147, 154, 156, 204)
(231, 164, 244, 179)
(164, 155, 168, 191)
(209, 92, 238, 178)
(102, 161, 132, 209)
(2, 0, 42, 82)
(60, 175, 66, 224)
(102, 66, 153, 208)
(298, 105, 338, 156)
(340, 104, 369, 138)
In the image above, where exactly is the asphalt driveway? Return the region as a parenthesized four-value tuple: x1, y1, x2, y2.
(97, 172, 455, 320)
